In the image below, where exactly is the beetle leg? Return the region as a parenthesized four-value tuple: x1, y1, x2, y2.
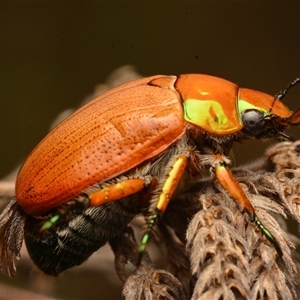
(212, 154, 280, 252)
(139, 155, 188, 252)
(213, 155, 255, 219)
(40, 177, 153, 232)
(88, 178, 147, 207)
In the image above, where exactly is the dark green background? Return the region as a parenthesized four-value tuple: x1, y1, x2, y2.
(0, 2, 300, 300)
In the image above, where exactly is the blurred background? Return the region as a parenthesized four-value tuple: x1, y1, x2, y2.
(0, 2, 300, 300)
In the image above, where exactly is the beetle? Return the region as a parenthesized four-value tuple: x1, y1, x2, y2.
(0, 74, 299, 277)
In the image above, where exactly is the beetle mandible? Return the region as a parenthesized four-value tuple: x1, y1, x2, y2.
(0, 74, 299, 277)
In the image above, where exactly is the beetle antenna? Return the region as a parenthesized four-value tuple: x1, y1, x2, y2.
(270, 77, 300, 113)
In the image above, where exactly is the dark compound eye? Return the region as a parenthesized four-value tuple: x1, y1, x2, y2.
(242, 109, 265, 136)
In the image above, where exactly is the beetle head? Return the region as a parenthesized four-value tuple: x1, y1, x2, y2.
(239, 77, 300, 140)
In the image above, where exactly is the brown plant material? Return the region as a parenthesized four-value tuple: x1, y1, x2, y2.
(110, 228, 187, 300)
(117, 141, 300, 300)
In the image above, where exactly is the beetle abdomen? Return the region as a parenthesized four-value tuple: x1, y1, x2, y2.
(24, 197, 140, 276)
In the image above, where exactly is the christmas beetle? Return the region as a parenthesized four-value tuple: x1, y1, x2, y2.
(0, 74, 299, 277)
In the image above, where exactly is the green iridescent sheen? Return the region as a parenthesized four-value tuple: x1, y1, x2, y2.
(40, 214, 60, 231)
(184, 99, 229, 128)
(238, 100, 268, 116)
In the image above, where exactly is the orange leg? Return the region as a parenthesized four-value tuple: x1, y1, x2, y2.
(89, 178, 146, 207)
(139, 155, 188, 252)
(40, 178, 149, 232)
(213, 154, 280, 252)
(213, 157, 255, 220)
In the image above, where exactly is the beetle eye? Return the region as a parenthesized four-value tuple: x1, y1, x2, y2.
(242, 109, 265, 136)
